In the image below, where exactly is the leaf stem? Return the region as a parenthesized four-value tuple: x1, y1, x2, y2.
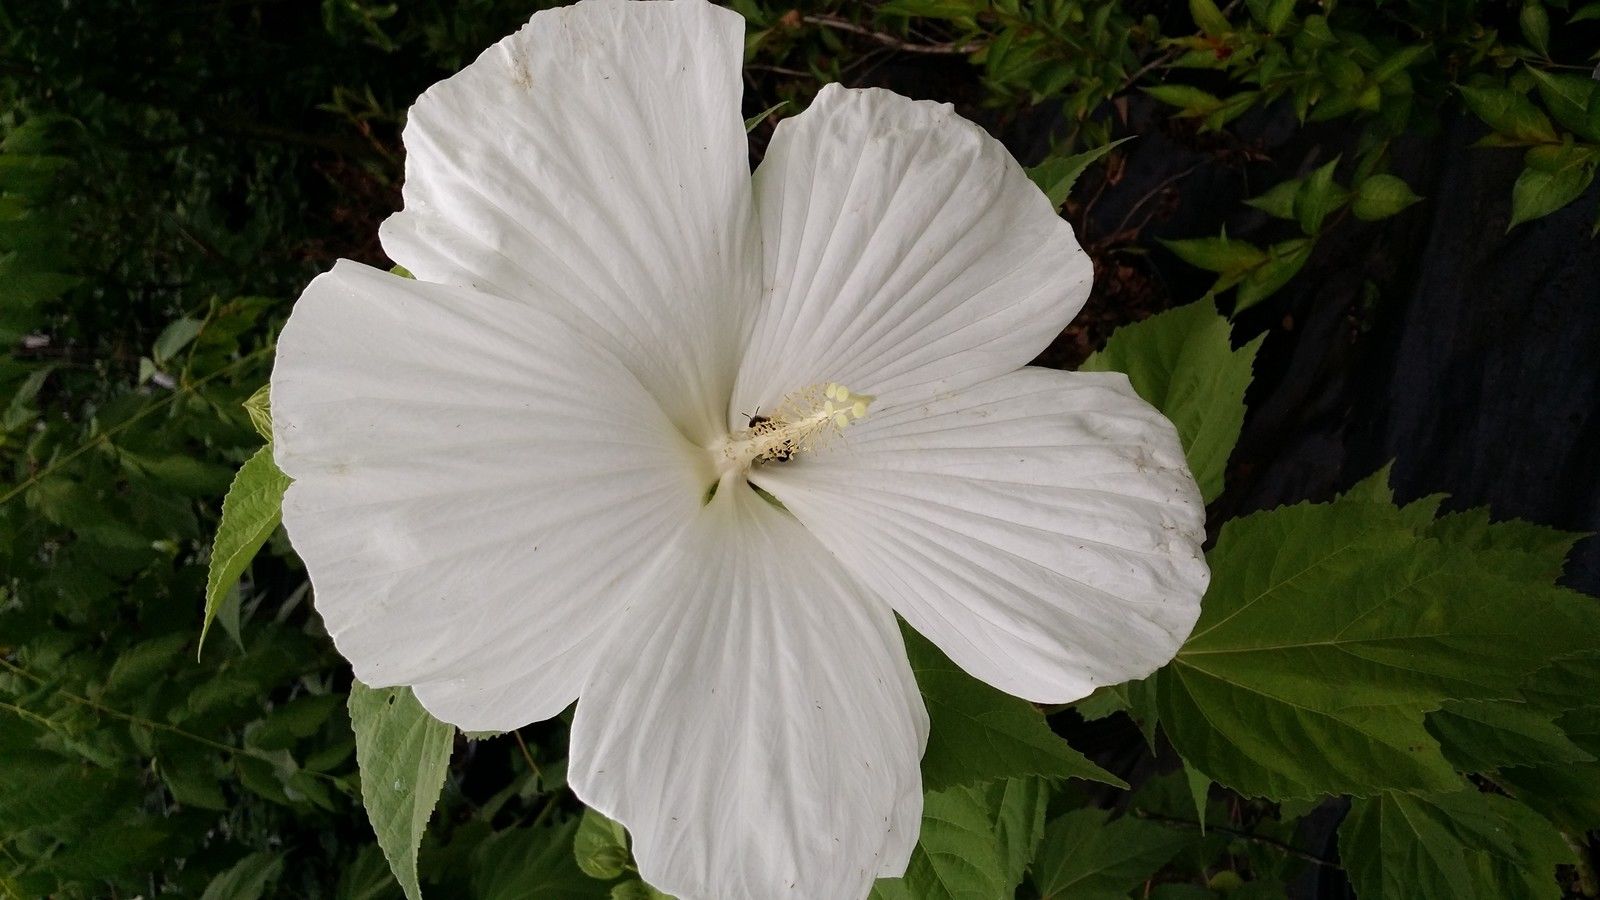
(1131, 809, 1339, 867)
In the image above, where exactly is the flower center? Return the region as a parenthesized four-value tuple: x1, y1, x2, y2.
(715, 382, 874, 477)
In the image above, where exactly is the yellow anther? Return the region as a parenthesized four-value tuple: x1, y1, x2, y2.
(851, 400, 868, 419)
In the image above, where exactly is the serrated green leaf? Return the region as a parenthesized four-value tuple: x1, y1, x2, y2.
(574, 807, 632, 881)
(906, 628, 1124, 791)
(1353, 174, 1423, 221)
(1427, 698, 1593, 774)
(1026, 136, 1135, 209)
(1030, 808, 1194, 899)
(1510, 150, 1596, 228)
(988, 777, 1051, 887)
(1156, 476, 1600, 799)
(1340, 789, 1573, 900)
(201, 445, 290, 652)
(1425, 509, 1581, 583)
(244, 383, 272, 441)
(349, 682, 455, 900)
(872, 780, 1042, 900)
(1081, 299, 1261, 502)
(1518, 651, 1600, 713)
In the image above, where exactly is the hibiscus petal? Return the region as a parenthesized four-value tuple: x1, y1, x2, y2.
(752, 368, 1208, 704)
(570, 483, 927, 900)
(272, 261, 708, 730)
(731, 84, 1092, 421)
(380, 0, 758, 445)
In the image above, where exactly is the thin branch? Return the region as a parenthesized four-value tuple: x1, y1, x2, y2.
(801, 15, 984, 55)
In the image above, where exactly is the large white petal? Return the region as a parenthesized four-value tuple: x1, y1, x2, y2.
(731, 84, 1092, 421)
(272, 261, 708, 731)
(380, 0, 758, 445)
(752, 368, 1208, 704)
(570, 483, 927, 900)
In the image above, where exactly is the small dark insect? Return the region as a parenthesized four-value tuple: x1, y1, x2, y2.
(745, 411, 796, 462)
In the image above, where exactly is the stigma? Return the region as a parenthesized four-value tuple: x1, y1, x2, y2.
(717, 382, 873, 475)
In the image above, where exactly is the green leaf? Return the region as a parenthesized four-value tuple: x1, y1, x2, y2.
(871, 779, 1044, 900)
(1425, 699, 1593, 773)
(336, 845, 404, 900)
(1294, 158, 1347, 234)
(1182, 764, 1212, 834)
(1353, 174, 1423, 221)
(152, 316, 204, 366)
(1245, 0, 1295, 32)
(1520, 2, 1551, 58)
(1189, 0, 1232, 36)
(200, 852, 284, 900)
(987, 777, 1051, 888)
(244, 383, 273, 441)
(1030, 808, 1194, 899)
(1574, 0, 1600, 20)
(610, 880, 672, 900)
(1233, 238, 1313, 312)
(1510, 148, 1596, 228)
(1155, 476, 1600, 799)
(906, 628, 1124, 791)
(743, 101, 787, 132)
(1340, 789, 1573, 900)
(1459, 85, 1558, 144)
(1160, 234, 1267, 275)
(1081, 299, 1262, 503)
(201, 445, 290, 652)
(1525, 68, 1600, 140)
(1026, 136, 1135, 209)
(473, 820, 612, 900)
(349, 682, 456, 900)
(574, 807, 632, 881)
(1245, 178, 1301, 220)
(1143, 84, 1225, 116)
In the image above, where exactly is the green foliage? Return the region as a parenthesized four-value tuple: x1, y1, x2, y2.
(872, 779, 1049, 900)
(1029, 807, 1195, 899)
(1082, 299, 1261, 503)
(203, 445, 291, 650)
(905, 629, 1124, 792)
(1151, 471, 1599, 799)
(348, 683, 456, 900)
(6, 0, 1599, 897)
(1340, 789, 1573, 900)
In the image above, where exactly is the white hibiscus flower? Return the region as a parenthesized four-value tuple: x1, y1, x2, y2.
(270, 0, 1209, 896)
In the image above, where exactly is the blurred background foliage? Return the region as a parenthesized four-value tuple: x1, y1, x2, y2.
(1, 0, 1597, 897)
